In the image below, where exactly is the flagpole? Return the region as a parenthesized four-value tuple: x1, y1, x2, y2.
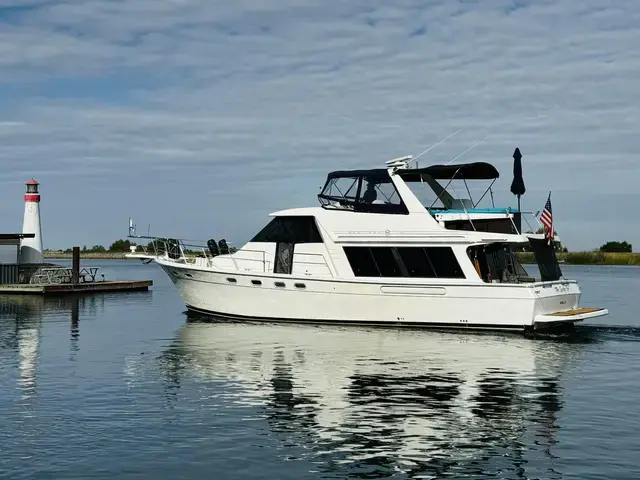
(517, 194, 521, 233)
(547, 191, 552, 246)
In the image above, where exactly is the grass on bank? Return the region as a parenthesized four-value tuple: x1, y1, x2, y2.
(515, 251, 640, 266)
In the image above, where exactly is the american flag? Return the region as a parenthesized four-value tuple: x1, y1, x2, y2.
(540, 192, 553, 244)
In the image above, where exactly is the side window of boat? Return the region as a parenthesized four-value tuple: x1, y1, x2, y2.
(396, 247, 436, 277)
(369, 247, 404, 277)
(344, 246, 465, 278)
(250, 216, 323, 243)
(342, 247, 379, 277)
(421, 247, 465, 278)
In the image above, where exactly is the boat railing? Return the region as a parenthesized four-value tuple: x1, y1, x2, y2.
(429, 206, 543, 235)
(146, 238, 332, 275)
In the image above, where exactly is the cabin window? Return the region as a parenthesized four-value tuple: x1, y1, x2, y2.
(369, 247, 404, 277)
(396, 247, 437, 278)
(343, 246, 465, 279)
(250, 216, 323, 243)
(425, 247, 465, 278)
(342, 247, 380, 277)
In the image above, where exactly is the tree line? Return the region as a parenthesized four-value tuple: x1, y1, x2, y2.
(53, 239, 141, 253)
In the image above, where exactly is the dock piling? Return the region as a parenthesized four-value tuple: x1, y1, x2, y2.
(72, 246, 80, 286)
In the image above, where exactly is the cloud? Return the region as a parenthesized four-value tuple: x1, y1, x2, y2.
(0, 0, 639, 250)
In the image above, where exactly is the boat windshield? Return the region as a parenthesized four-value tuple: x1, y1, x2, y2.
(318, 169, 408, 214)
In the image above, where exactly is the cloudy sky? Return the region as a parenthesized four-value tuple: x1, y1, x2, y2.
(0, 0, 638, 251)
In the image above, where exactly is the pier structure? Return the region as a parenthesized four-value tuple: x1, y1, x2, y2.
(1, 179, 153, 295)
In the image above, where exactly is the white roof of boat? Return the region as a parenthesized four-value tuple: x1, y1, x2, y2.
(269, 207, 323, 217)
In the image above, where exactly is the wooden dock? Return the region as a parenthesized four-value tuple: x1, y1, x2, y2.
(0, 280, 152, 295)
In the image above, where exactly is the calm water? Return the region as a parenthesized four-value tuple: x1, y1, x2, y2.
(1, 260, 639, 479)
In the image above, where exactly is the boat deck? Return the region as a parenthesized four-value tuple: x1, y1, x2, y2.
(546, 307, 605, 317)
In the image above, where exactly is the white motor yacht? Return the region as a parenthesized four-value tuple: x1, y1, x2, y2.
(134, 155, 608, 334)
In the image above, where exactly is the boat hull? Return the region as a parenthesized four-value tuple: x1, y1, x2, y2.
(157, 260, 605, 333)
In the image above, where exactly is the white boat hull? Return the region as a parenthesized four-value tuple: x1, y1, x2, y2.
(157, 260, 606, 333)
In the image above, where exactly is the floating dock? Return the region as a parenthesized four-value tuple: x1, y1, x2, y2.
(0, 280, 152, 295)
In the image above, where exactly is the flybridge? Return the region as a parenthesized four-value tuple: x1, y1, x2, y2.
(319, 159, 502, 213)
(318, 154, 544, 237)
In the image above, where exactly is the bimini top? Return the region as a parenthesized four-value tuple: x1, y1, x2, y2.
(398, 162, 499, 181)
(326, 162, 499, 182)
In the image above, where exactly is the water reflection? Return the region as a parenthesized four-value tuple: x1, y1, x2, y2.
(158, 318, 591, 479)
(0, 294, 107, 399)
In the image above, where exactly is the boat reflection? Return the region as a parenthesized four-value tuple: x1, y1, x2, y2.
(159, 316, 592, 478)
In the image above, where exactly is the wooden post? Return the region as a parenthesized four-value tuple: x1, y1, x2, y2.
(71, 296, 79, 343)
(72, 246, 80, 286)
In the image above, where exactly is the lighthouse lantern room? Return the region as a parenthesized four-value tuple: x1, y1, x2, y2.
(20, 178, 44, 264)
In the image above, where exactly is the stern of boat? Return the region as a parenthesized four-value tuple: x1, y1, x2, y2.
(531, 280, 608, 330)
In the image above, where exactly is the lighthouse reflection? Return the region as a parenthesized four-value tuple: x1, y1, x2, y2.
(159, 318, 588, 478)
(0, 294, 106, 399)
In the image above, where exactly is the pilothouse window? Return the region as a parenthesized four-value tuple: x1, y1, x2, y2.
(251, 216, 323, 243)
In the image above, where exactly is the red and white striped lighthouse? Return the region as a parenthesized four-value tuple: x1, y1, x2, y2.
(20, 178, 44, 264)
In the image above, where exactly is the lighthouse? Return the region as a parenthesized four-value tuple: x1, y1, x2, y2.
(20, 179, 44, 264)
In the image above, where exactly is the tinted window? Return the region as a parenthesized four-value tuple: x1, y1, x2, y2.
(425, 247, 465, 278)
(343, 247, 380, 277)
(344, 246, 465, 279)
(396, 247, 436, 278)
(251, 216, 323, 243)
(369, 247, 403, 277)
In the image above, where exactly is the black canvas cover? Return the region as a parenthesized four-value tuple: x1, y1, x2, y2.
(510, 148, 526, 196)
(528, 237, 563, 282)
(399, 162, 499, 181)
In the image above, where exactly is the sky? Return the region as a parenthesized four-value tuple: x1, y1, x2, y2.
(0, 0, 638, 252)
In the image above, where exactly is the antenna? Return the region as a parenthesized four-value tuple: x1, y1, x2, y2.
(445, 134, 490, 165)
(384, 129, 463, 171)
(407, 128, 463, 167)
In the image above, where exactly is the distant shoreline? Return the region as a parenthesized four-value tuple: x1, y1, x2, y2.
(44, 250, 640, 266)
(515, 251, 640, 266)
